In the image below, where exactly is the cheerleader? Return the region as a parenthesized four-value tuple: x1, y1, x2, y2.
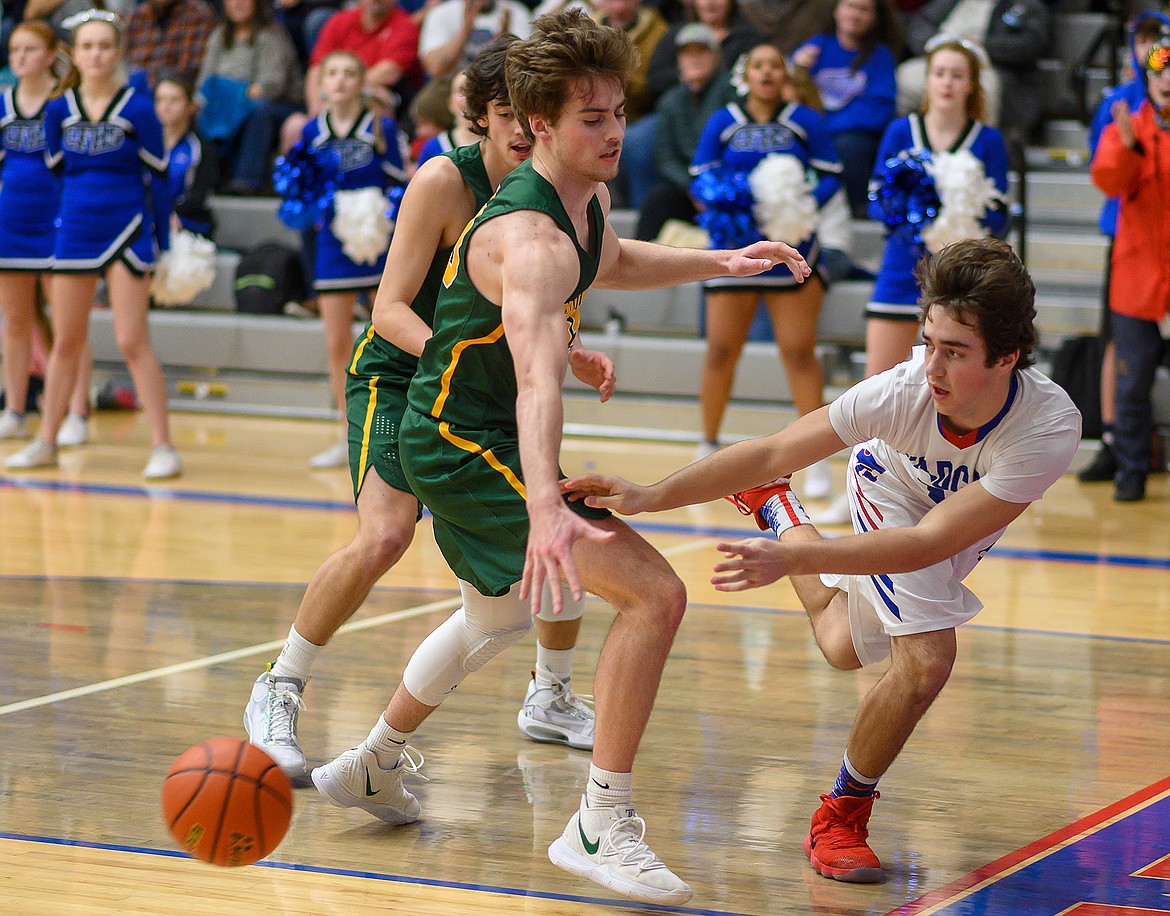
(690, 43, 842, 498)
(297, 50, 407, 469)
(5, 11, 182, 479)
(154, 72, 218, 239)
(864, 37, 1008, 377)
(0, 22, 89, 444)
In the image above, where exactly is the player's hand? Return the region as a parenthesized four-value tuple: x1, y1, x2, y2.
(521, 502, 614, 616)
(560, 473, 654, 515)
(1111, 100, 1137, 150)
(711, 537, 789, 591)
(569, 347, 616, 402)
(725, 241, 811, 282)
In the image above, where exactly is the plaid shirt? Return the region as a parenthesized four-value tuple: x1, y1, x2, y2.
(126, 0, 219, 86)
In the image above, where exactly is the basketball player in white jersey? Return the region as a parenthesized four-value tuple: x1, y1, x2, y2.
(561, 237, 1081, 885)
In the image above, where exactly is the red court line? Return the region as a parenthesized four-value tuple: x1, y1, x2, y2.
(887, 774, 1170, 915)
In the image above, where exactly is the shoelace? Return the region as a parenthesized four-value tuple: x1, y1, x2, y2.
(545, 670, 595, 719)
(394, 745, 429, 783)
(602, 815, 667, 872)
(265, 685, 306, 745)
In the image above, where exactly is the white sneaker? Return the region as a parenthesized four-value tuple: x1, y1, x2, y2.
(244, 669, 309, 777)
(56, 414, 89, 447)
(143, 445, 182, 480)
(693, 439, 720, 462)
(815, 492, 851, 527)
(0, 411, 30, 440)
(803, 458, 833, 500)
(308, 439, 348, 469)
(548, 795, 692, 905)
(518, 672, 595, 750)
(5, 437, 56, 470)
(312, 744, 424, 825)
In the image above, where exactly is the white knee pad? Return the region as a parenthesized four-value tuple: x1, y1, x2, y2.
(402, 581, 533, 706)
(535, 581, 585, 622)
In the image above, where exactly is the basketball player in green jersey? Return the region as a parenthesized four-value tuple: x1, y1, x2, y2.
(244, 37, 607, 777)
(311, 11, 810, 905)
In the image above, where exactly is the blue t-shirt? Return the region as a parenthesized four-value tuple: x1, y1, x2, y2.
(799, 34, 896, 137)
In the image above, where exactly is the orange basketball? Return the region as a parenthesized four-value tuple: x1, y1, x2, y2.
(161, 737, 293, 867)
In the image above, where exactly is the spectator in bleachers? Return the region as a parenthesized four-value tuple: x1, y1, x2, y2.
(592, 0, 667, 122)
(196, 0, 301, 194)
(6, 11, 182, 478)
(125, 0, 218, 86)
(274, 0, 342, 66)
(646, 0, 761, 103)
(1, 0, 25, 70)
(418, 0, 532, 79)
(690, 43, 841, 499)
(293, 50, 408, 468)
(413, 68, 478, 163)
(897, 0, 1049, 141)
(791, 0, 901, 217)
(154, 71, 217, 235)
(1077, 11, 1169, 485)
(864, 37, 1008, 377)
(408, 72, 453, 161)
(738, 0, 835, 55)
(635, 22, 726, 240)
(1089, 37, 1170, 502)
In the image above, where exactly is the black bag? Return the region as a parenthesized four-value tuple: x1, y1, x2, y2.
(234, 242, 306, 315)
(1050, 334, 1103, 440)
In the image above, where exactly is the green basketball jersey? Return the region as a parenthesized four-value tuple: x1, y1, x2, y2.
(407, 159, 604, 433)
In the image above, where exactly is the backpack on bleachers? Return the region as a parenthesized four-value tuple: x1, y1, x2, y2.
(234, 242, 306, 315)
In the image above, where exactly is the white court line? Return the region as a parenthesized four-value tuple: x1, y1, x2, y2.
(1, 537, 717, 718)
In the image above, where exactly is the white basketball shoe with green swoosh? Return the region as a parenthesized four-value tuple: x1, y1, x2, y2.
(548, 795, 692, 904)
(312, 745, 424, 825)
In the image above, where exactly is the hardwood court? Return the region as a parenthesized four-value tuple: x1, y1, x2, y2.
(2, 409, 1169, 915)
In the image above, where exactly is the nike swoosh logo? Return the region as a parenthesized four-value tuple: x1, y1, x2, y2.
(365, 768, 379, 797)
(578, 819, 600, 856)
(591, 778, 610, 790)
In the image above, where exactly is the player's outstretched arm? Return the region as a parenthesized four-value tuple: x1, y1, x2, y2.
(710, 481, 1032, 591)
(371, 157, 469, 356)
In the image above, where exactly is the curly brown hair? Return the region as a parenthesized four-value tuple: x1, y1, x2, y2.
(463, 33, 519, 138)
(505, 8, 637, 144)
(915, 238, 1037, 369)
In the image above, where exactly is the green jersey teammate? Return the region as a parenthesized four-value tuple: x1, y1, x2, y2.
(312, 11, 811, 905)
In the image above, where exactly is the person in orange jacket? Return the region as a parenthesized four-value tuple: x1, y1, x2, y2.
(1089, 38, 1170, 503)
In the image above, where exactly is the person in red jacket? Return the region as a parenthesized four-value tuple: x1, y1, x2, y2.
(1090, 38, 1170, 503)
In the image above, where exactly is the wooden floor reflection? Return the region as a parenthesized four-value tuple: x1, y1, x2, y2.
(2, 411, 1169, 915)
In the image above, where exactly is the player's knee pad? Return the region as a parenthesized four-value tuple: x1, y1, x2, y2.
(402, 581, 532, 706)
(535, 581, 585, 622)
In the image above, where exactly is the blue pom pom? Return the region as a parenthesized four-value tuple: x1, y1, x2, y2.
(689, 169, 760, 249)
(385, 184, 405, 222)
(869, 150, 940, 250)
(273, 142, 341, 231)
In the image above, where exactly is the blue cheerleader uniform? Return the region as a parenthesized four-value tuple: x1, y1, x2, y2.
(866, 114, 1009, 321)
(0, 87, 61, 272)
(165, 131, 217, 238)
(302, 109, 408, 293)
(691, 101, 843, 291)
(44, 85, 172, 275)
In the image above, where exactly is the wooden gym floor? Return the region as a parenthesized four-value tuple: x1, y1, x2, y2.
(1, 408, 1169, 915)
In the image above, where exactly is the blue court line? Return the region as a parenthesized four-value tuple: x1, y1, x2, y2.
(0, 832, 755, 916)
(5, 474, 1170, 570)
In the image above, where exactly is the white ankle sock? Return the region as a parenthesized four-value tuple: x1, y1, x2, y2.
(366, 714, 413, 770)
(271, 625, 322, 682)
(535, 646, 574, 689)
(586, 765, 633, 809)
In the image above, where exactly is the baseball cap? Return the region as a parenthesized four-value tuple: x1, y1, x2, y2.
(676, 23, 720, 52)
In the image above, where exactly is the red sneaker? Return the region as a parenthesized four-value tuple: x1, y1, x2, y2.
(725, 478, 808, 532)
(803, 793, 882, 883)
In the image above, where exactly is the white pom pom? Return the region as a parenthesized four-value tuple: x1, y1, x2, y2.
(748, 153, 819, 246)
(922, 150, 1001, 254)
(332, 187, 394, 266)
(151, 230, 217, 307)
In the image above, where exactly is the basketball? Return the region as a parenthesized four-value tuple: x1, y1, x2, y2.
(161, 737, 293, 867)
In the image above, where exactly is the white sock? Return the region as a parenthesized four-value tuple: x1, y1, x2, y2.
(271, 625, 322, 683)
(586, 764, 633, 809)
(759, 484, 812, 539)
(366, 714, 413, 770)
(535, 646, 574, 689)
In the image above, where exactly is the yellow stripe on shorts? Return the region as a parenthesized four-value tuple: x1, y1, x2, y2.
(438, 421, 526, 498)
(355, 375, 379, 493)
(349, 325, 376, 375)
